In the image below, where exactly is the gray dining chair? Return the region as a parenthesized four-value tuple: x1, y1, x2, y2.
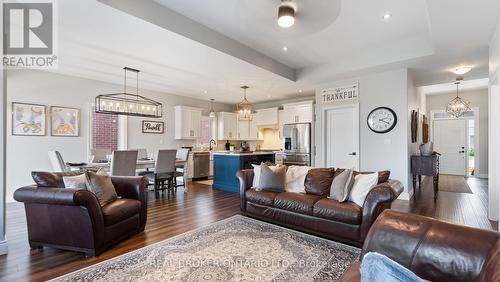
(152, 149, 178, 198)
(90, 148, 112, 162)
(175, 148, 190, 189)
(48, 151, 69, 172)
(110, 150, 138, 176)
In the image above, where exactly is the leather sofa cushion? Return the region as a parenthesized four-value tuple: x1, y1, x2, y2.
(313, 198, 362, 225)
(101, 198, 141, 226)
(32, 171, 84, 188)
(246, 189, 279, 207)
(304, 168, 336, 196)
(274, 192, 322, 215)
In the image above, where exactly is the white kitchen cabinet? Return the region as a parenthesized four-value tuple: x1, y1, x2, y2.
(237, 120, 250, 140)
(254, 107, 278, 126)
(174, 106, 202, 140)
(217, 112, 238, 140)
(249, 116, 262, 140)
(282, 101, 314, 124)
(278, 109, 285, 139)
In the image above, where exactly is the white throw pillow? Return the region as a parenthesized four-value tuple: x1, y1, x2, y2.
(62, 173, 88, 190)
(252, 164, 281, 188)
(348, 172, 379, 206)
(285, 166, 311, 193)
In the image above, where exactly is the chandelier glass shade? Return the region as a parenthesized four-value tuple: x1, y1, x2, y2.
(95, 67, 162, 118)
(209, 99, 216, 118)
(278, 3, 295, 28)
(237, 86, 253, 121)
(446, 79, 471, 118)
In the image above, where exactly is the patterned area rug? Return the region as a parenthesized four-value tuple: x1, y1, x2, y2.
(52, 215, 360, 281)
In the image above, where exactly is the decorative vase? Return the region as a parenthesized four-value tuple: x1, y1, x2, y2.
(420, 142, 433, 156)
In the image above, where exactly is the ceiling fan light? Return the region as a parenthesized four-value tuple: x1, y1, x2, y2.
(451, 66, 472, 75)
(278, 5, 295, 28)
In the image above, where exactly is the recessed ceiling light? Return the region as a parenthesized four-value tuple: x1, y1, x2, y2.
(383, 13, 392, 20)
(283, 46, 288, 51)
(203, 90, 208, 94)
(451, 66, 473, 75)
(298, 89, 302, 93)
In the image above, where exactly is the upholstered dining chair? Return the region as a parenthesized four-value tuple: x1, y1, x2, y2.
(90, 148, 112, 162)
(175, 148, 190, 189)
(48, 151, 69, 172)
(110, 150, 138, 176)
(151, 149, 178, 198)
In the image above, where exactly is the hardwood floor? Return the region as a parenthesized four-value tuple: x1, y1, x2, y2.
(0, 176, 496, 281)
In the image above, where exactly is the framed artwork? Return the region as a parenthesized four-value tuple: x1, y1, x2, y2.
(142, 120, 164, 134)
(50, 106, 80, 136)
(12, 102, 47, 136)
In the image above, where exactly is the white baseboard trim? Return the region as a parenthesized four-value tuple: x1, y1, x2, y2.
(0, 239, 8, 255)
(478, 174, 489, 179)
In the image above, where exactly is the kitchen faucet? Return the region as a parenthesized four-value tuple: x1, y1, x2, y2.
(209, 139, 216, 151)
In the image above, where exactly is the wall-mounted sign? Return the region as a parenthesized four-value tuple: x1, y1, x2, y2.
(321, 83, 359, 104)
(142, 120, 164, 134)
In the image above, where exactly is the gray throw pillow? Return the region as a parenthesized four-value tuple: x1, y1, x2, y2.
(329, 168, 354, 202)
(62, 174, 88, 190)
(85, 169, 118, 206)
(256, 163, 286, 192)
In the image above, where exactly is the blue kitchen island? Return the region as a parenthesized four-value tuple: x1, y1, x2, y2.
(213, 152, 275, 192)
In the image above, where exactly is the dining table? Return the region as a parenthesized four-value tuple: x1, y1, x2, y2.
(70, 159, 189, 192)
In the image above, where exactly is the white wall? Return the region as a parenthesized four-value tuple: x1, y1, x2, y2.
(489, 20, 500, 223)
(426, 89, 489, 177)
(5, 70, 232, 202)
(407, 72, 420, 193)
(315, 69, 412, 199)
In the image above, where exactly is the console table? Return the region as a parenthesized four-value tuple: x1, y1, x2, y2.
(410, 155, 440, 200)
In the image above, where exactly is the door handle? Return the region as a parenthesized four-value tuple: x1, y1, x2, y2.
(348, 152, 357, 156)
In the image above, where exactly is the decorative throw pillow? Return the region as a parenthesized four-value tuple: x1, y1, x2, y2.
(353, 170, 391, 184)
(348, 172, 379, 207)
(85, 169, 118, 206)
(252, 163, 282, 188)
(329, 168, 354, 202)
(285, 165, 311, 193)
(304, 168, 335, 196)
(62, 173, 88, 190)
(256, 163, 287, 192)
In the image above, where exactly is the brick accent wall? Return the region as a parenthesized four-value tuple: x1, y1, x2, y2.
(92, 113, 118, 150)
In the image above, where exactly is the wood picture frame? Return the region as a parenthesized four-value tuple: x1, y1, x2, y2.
(50, 106, 80, 137)
(12, 102, 47, 136)
(142, 120, 164, 134)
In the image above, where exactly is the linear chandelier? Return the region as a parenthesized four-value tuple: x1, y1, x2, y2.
(95, 67, 162, 118)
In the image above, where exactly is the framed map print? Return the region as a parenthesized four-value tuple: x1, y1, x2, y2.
(12, 102, 47, 136)
(50, 106, 80, 136)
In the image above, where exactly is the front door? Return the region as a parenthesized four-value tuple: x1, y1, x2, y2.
(325, 105, 359, 170)
(433, 119, 467, 175)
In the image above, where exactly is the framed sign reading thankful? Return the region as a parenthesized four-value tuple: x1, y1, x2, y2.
(321, 83, 359, 104)
(142, 120, 164, 134)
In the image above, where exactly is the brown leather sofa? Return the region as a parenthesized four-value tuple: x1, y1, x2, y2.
(341, 210, 500, 282)
(14, 173, 149, 257)
(236, 168, 403, 246)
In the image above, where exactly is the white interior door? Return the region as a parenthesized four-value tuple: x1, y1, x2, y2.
(433, 119, 467, 175)
(325, 105, 359, 169)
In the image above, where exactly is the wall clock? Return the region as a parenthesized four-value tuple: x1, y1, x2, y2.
(367, 107, 397, 133)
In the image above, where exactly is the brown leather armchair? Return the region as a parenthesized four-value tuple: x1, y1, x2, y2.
(341, 210, 500, 282)
(237, 169, 403, 246)
(14, 175, 148, 257)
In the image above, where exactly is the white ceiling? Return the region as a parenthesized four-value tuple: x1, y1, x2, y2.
(49, 0, 500, 104)
(419, 78, 489, 96)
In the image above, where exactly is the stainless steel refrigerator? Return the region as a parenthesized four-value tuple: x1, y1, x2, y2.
(282, 123, 311, 166)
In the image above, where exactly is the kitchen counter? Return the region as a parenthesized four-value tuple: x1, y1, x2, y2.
(212, 152, 274, 192)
